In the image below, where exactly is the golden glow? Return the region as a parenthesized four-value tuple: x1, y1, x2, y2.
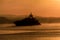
(0, 0, 60, 17)
(33, 0, 60, 17)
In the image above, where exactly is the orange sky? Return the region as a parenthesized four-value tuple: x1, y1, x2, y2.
(0, 0, 60, 17)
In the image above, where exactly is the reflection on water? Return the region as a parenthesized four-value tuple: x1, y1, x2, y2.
(42, 23, 60, 26)
(0, 23, 60, 40)
(40, 23, 60, 29)
(0, 34, 60, 40)
(0, 24, 15, 27)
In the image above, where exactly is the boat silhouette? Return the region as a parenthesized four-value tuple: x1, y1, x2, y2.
(14, 13, 40, 26)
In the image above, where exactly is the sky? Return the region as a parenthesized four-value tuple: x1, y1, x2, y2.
(0, 0, 60, 17)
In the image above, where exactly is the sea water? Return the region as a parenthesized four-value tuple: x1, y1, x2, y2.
(0, 23, 60, 40)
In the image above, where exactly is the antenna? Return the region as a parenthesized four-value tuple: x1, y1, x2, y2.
(29, 12, 33, 17)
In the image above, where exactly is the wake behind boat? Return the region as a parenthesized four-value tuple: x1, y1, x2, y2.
(0, 24, 60, 35)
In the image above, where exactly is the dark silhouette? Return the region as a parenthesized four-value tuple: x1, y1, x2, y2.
(14, 13, 40, 26)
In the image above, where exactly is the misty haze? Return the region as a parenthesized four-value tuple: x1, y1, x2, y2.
(1, 0, 60, 40)
(0, 14, 60, 40)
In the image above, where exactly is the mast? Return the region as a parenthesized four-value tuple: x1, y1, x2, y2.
(29, 12, 34, 18)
